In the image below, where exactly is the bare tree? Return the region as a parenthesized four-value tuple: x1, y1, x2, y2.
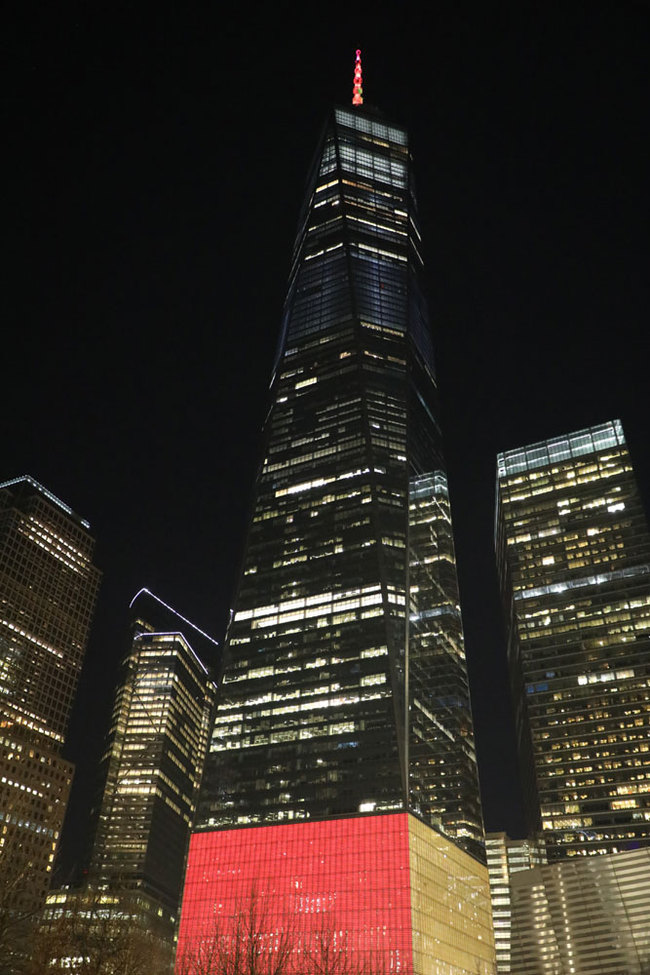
(176, 893, 389, 975)
(176, 887, 294, 975)
(28, 886, 174, 975)
(304, 924, 390, 975)
(0, 823, 49, 975)
(303, 927, 368, 975)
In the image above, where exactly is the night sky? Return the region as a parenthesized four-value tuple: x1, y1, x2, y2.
(5, 5, 649, 877)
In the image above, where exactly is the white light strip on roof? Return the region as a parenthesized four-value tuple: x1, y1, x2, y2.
(129, 588, 219, 674)
(0, 475, 91, 528)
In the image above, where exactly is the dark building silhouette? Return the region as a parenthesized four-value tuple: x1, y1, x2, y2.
(0, 476, 100, 913)
(495, 420, 650, 860)
(177, 60, 494, 975)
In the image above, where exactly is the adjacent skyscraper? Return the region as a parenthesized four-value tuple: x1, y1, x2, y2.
(485, 832, 546, 974)
(87, 589, 216, 935)
(177, 59, 493, 975)
(0, 476, 100, 915)
(495, 420, 650, 859)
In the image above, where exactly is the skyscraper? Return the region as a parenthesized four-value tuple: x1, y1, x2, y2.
(0, 475, 100, 914)
(495, 420, 650, 859)
(177, 58, 493, 975)
(86, 589, 216, 935)
(485, 832, 546, 974)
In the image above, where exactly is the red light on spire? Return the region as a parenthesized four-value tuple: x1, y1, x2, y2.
(352, 48, 363, 106)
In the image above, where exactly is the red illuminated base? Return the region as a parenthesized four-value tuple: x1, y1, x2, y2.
(176, 813, 413, 973)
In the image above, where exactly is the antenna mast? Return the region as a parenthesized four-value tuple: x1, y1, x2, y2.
(352, 49, 363, 106)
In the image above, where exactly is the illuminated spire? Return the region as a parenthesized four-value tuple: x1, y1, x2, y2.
(352, 49, 363, 106)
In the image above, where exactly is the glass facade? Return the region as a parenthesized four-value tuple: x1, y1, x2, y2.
(408, 473, 482, 846)
(88, 590, 216, 930)
(485, 832, 546, 973)
(408, 816, 494, 975)
(197, 104, 483, 862)
(0, 475, 100, 912)
(510, 847, 650, 974)
(177, 813, 495, 975)
(495, 421, 650, 858)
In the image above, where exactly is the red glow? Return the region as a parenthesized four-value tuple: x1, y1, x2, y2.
(352, 49, 363, 106)
(176, 814, 413, 973)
